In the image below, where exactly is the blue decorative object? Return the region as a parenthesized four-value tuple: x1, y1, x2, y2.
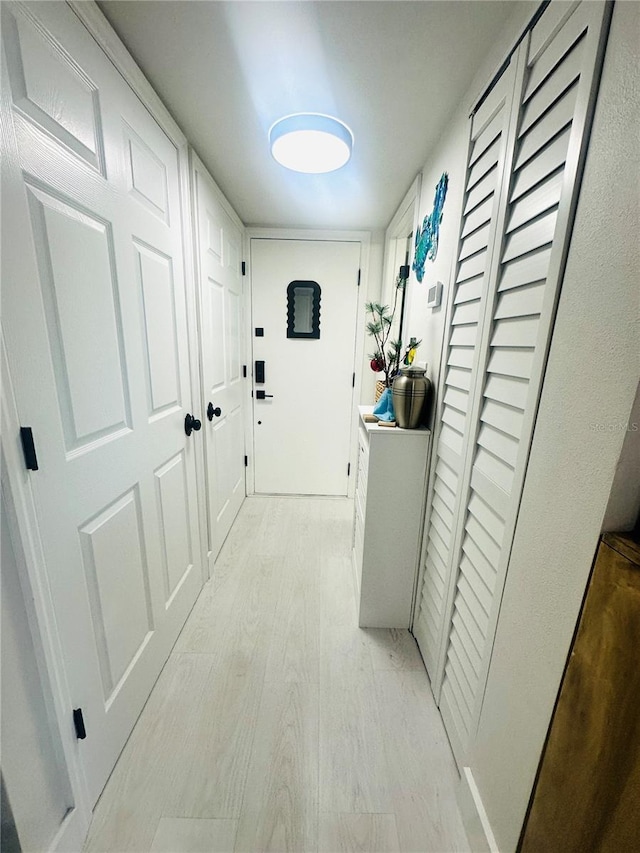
(373, 387, 395, 422)
(412, 173, 448, 283)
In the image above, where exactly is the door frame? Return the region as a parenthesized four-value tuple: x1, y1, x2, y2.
(243, 228, 372, 499)
(0, 0, 208, 833)
(381, 174, 422, 345)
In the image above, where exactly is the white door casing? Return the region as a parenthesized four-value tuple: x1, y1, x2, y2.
(250, 238, 361, 496)
(1, 0, 203, 806)
(192, 154, 246, 563)
(413, 0, 612, 767)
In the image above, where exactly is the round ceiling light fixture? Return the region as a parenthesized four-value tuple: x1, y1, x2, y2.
(269, 113, 353, 174)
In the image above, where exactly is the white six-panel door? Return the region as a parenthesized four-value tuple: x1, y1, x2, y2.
(192, 156, 246, 562)
(1, 1, 203, 805)
(413, 0, 611, 766)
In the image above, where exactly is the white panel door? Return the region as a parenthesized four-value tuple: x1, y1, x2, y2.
(250, 239, 360, 495)
(1, 1, 203, 805)
(193, 158, 246, 561)
(413, 0, 611, 766)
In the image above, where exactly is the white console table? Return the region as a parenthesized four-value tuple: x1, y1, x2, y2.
(352, 406, 431, 628)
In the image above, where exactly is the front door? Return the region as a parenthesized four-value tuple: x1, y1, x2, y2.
(193, 158, 246, 562)
(250, 239, 361, 495)
(1, 2, 203, 805)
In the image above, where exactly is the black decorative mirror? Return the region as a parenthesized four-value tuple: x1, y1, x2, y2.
(287, 280, 321, 339)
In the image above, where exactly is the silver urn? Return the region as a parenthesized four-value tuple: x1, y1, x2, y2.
(392, 366, 431, 429)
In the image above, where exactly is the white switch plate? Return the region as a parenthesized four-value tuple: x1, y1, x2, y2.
(427, 280, 443, 309)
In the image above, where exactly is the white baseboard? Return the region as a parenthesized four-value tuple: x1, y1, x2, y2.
(458, 766, 500, 853)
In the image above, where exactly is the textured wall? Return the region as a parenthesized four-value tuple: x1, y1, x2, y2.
(469, 2, 640, 849)
(402, 2, 538, 428)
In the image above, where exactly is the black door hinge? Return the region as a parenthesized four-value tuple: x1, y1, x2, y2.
(347, 462, 351, 476)
(352, 372, 355, 388)
(357, 269, 361, 287)
(399, 264, 410, 279)
(244, 455, 248, 467)
(243, 365, 247, 378)
(20, 427, 39, 471)
(242, 261, 246, 276)
(73, 708, 87, 740)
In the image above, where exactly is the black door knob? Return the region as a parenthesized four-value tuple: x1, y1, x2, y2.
(184, 413, 202, 436)
(207, 402, 222, 421)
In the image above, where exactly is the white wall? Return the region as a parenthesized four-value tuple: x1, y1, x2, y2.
(401, 114, 468, 426)
(401, 2, 538, 428)
(467, 2, 640, 849)
(601, 379, 640, 533)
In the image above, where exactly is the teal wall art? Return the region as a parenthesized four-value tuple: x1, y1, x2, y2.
(412, 172, 448, 283)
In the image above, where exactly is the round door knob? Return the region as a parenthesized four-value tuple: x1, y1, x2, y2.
(184, 413, 202, 436)
(207, 402, 222, 421)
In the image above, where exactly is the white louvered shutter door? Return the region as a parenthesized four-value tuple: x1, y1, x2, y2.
(435, 1, 612, 766)
(413, 58, 522, 679)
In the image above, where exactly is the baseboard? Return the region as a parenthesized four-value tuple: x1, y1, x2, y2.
(458, 766, 500, 853)
(52, 804, 91, 853)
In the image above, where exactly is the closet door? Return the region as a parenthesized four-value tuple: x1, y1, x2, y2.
(1, 1, 203, 805)
(414, 0, 611, 766)
(412, 55, 522, 679)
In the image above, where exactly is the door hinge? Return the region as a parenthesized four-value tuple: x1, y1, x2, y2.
(73, 708, 87, 740)
(347, 462, 351, 476)
(20, 427, 39, 471)
(242, 261, 246, 276)
(244, 455, 248, 467)
(243, 365, 247, 378)
(352, 372, 355, 388)
(399, 264, 410, 279)
(357, 269, 361, 287)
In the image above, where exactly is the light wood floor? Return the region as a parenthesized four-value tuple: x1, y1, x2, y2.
(85, 497, 469, 853)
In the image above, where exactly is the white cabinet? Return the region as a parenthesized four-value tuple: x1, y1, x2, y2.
(352, 406, 431, 628)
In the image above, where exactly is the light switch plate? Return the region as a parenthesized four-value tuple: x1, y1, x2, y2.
(427, 280, 443, 309)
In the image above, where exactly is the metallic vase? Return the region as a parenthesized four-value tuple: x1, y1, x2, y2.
(392, 366, 431, 429)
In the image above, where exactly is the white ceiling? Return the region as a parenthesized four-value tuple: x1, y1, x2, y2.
(97, 1, 521, 230)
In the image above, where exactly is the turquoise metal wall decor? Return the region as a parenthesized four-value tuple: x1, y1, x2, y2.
(412, 173, 448, 283)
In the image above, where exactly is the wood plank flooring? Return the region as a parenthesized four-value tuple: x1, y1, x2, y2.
(84, 497, 469, 853)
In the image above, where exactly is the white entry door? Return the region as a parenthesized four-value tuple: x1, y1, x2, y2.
(1, 2, 203, 806)
(250, 239, 361, 495)
(192, 157, 246, 561)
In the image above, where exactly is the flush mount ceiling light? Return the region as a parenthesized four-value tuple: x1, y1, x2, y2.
(269, 113, 353, 174)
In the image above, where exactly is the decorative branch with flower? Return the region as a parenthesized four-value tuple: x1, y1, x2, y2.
(365, 273, 406, 388)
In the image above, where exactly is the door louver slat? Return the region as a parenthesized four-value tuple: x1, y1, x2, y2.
(413, 48, 516, 683)
(414, 0, 610, 768)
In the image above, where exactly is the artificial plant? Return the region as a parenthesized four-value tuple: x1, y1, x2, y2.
(365, 273, 406, 388)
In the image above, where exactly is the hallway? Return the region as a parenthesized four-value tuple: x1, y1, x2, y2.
(84, 497, 469, 853)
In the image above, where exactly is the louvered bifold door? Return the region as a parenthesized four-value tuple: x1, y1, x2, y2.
(435, 0, 612, 766)
(412, 56, 522, 680)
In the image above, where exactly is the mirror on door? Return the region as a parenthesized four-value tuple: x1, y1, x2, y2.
(287, 280, 321, 339)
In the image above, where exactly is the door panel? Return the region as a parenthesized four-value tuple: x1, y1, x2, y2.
(250, 239, 360, 496)
(25, 183, 132, 449)
(412, 59, 519, 682)
(413, 0, 611, 766)
(135, 242, 182, 418)
(1, 1, 202, 805)
(79, 488, 153, 700)
(193, 160, 246, 562)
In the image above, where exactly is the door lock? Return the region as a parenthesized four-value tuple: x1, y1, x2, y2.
(207, 402, 222, 421)
(184, 413, 202, 436)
